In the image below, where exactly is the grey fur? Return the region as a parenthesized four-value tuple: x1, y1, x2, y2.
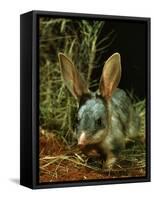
(59, 52, 142, 168)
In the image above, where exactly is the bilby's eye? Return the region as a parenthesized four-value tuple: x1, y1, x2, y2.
(96, 118, 102, 126)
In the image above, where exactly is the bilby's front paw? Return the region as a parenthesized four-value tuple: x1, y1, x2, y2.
(104, 156, 116, 169)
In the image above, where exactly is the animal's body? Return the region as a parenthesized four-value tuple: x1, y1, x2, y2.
(59, 52, 142, 168)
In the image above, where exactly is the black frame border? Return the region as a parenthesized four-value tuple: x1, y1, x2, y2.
(20, 10, 151, 189)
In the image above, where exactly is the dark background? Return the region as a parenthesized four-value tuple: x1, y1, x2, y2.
(92, 20, 148, 100)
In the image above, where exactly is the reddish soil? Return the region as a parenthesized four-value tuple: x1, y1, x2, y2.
(39, 130, 145, 183)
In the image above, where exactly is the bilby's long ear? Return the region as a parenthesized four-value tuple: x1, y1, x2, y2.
(99, 53, 121, 100)
(58, 53, 89, 101)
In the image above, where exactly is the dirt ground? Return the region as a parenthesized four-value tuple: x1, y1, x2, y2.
(39, 130, 146, 183)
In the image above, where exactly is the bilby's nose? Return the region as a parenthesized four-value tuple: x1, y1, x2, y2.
(78, 131, 86, 146)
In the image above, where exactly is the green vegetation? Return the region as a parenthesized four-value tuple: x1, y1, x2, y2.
(39, 18, 146, 182)
(39, 18, 115, 142)
(39, 17, 145, 143)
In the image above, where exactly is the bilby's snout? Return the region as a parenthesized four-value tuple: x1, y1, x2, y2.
(78, 131, 87, 146)
(76, 97, 107, 147)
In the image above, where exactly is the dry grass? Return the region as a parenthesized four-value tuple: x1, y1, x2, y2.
(39, 109, 146, 183)
(39, 97, 146, 182)
(39, 17, 146, 183)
